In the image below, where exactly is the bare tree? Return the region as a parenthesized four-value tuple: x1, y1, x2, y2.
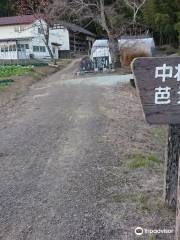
(124, 0, 147, 23)
(65, 0, 128, 68)
(16, 0, 67, 64)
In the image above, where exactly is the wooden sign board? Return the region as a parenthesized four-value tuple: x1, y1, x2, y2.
(132, 57, 180, 124)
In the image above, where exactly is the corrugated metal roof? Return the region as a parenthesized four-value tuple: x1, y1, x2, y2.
(0, 15, 36, 26)
(58, 21, 96, 37)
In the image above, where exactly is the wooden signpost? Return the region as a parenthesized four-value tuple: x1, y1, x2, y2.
(131, 57, 180, 240)
(132, 57, 180, 124)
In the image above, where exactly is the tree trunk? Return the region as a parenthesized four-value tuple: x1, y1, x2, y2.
(44, 25, 57, 65)
(164, 125, 180, 209)
(46, 43, 57, 65)
(99, 0, 119, 69)
(108, 35, 119, 69)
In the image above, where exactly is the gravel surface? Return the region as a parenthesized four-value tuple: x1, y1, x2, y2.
(0, 64, 175, 240)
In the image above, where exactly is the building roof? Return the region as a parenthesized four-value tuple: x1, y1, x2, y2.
(0, 15, 36, 26)
(0, 15, 96, 37)
(0, 37, 33, 42)
(120, 34, 152, 39)
(58, 21, 96, 37)
(92, 39, 109, 47)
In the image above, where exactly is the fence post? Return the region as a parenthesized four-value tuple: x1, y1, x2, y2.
(164, 125, 180, 208)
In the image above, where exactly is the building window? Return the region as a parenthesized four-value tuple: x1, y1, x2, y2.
(17, 44, 23, 50)
(17, 44, 29, 51)
(1, 47, 5, 53)
(9, 45, 13, 51)
(17, 44, 22, 51)
(40, 46, 46, 52)
(13, 45, 17, 51)
(33, 46, 39, 52)
(14, 26, 20, 32)
(9, 45, 17, 52)
(14, 25, 26, 32)
(33, 46, 46, 52)
(1, 46, 8, 52)
(38, 27, 44, 34)
(20, 25, 26, 32)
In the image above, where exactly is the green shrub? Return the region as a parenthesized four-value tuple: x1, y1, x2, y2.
(0, 65, 33, 78)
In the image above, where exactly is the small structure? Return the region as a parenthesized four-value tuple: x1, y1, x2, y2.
(57, 22, 96, 58)
(90, 39, 112, 71)
(90, 36, 155, 69)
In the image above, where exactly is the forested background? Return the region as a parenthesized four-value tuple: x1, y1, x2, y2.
(0, 0, 179, 48)
(0, 0, 16, 17)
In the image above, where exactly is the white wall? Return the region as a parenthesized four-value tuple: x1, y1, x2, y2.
(49, 28, 70, 51)
(0, 24, 35, 40)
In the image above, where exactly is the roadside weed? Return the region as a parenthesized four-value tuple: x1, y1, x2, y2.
(128, 152, 163, 172)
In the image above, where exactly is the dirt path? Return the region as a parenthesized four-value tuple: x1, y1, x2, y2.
(0, 69, 175, 240)
(0, 58, 80, 109)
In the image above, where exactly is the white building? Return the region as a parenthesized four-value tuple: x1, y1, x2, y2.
(0, 15, 96, 61)
(0, 15, 64, 60)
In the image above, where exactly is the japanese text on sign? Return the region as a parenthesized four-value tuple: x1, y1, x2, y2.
(155, 64, 180, 105)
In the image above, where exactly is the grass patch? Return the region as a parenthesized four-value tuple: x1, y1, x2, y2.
(0, 79, 14, 93)
(149, 126, 167, 145)
(128, 152, 162, 172)
(112, 192, 152, 211)
(148, 235, 157, 240)
(0, 65, 33, 78)
(138, 193, 150, 211)
(0, 85, 7, 92)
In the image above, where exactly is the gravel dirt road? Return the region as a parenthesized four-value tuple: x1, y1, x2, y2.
(0, 63, 175, 240)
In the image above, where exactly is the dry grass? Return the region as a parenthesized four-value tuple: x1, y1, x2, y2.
(120, 47, 152, 67)
(102, 84, 175, 239)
